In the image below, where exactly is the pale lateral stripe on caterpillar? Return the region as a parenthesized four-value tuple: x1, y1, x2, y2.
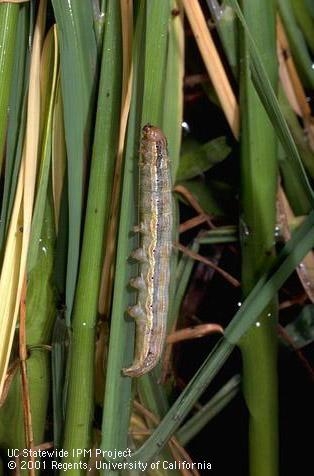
(123, 124, 172, 377)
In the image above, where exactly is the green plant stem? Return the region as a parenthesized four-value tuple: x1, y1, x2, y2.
(61, 1, 121, 471)
(238, 1, 278, 475)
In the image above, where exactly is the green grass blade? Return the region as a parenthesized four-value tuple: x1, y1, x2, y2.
(198, 226, 238, 244)
(92, 0, 106, 51)
(291, 0, 314, 53)
(176, 374, 240, 446)
(162, 0, 184, 179)
(176, 136, 231, 182)
(225, 213, 314, 342)
(283, 303, 314, 348)
(0, 3, 29, 253)
(51, 0, 98, 324)
(171, 240, 199, 332)
(278, 85, 314, 183)
(141, 0, 171, 126)
(278, 0, 314, 88)
(0, 3, 19, 174)
(207, 1, 238, 76)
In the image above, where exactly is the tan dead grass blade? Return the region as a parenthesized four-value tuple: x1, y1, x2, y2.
(277, 17, 313, 122)
(277, 15, 314, 151)
(0, 0, 46, 397)
(181, 0, 239, 137)
(167, 323, 224, 344)
(131, 401, 200, 476)
(277, 38, 301, 116)
(175, 242, 240, 287)
(0, 165, 23, 397)
(0, 0, 29, 3)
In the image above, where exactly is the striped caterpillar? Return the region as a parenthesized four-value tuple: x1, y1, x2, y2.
(123, 124, 172, 377)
